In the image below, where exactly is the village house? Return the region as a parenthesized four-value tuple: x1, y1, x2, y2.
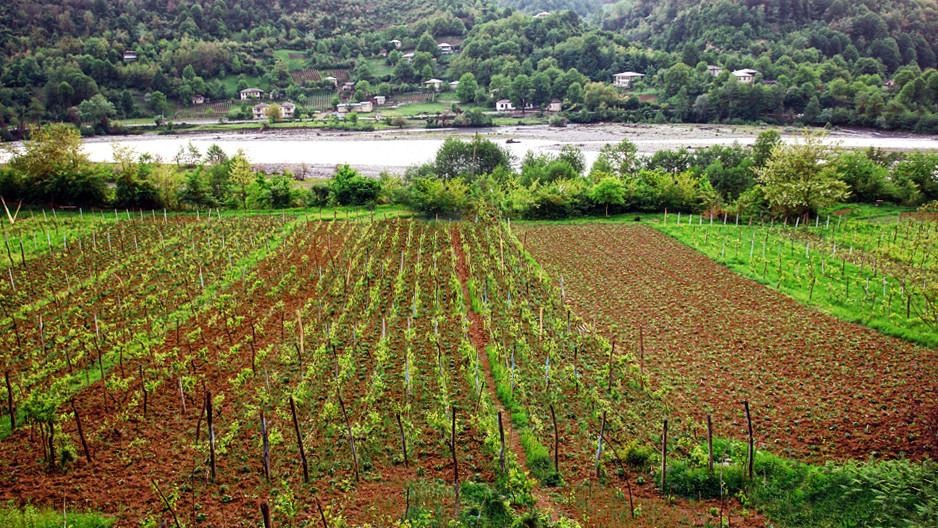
(613, 71, 644, 88)
(324, 76, 338, 87)
(122, 50, 137, 62)
(707, 65, 724, 77)
(534, 11, 550, 18)
(496, 99, 534, 112)
(403, 52, 415, 63)
(254, 102, 297, 119)
(438, 43, 454, 55)
(548, 99, 562, 112)
(341, 82, 356, 92)
(337, 101, 374, 113)
(424, 78, 444, 91)
(389, 39, 402, 49)
(374, 95, 386, 106)
(191, 95, 205, 105)
(252, 103, 269, 119)
(732, 69, 759, 84)
(240, 88, 264, 100)
(449, 80, 459, 91)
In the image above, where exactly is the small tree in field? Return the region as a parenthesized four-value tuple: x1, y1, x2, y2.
(265, 103, 282, 122)
(590, 176, 626, 216)
(756, 131, 849, 218)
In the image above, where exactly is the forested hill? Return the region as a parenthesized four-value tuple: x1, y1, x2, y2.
(596, 0, 938, 71)
(0, 0, 479, 44)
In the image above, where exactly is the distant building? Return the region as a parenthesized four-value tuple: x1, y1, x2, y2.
(613, 71, 644, 88)
(337, 101, 374, 113)
(240, 88, 265, 100)
(732, 69, 759, 84)
(389, 39, 402, 49)
(324, 76, 338, 87)
(496, 99, 514, 112)
(341, 82, 355, 92)
(252, 103, 270, 119)
(707, 65, 724, 77)
(424, 78, 445, 91)
(548, 99, 562, 112)
(403, 52, 415, 63)
(438, 43, 454, 55)
(123, 50, 137, 62)
(534, 11, 550, 18)
(449, 80, 460, 91)
(280, 102, 296, 119)
(374, 95, 387, 106)
(191, 95, 205, 105)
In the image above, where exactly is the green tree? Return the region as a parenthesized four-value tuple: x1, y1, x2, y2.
(433, 136, 513, 181)
(77, 94, 116, 128)
(0, 123, 106, 205)
(228, 151, 254, 209)
(830, 151, 889, 203)
(756, 132, 849, 218)
(584, 82, 618, 111)
(416, 32, 441, 58)
(590, 176, 627, 216)
(329, 164, 381, 205)
(752, 130, 781, 168)
(456, 73, 478, 104)
(148, 91, 168, 116)
(509, 74, 531, 113)
(265, 102, 282, 122)
(591, 138, 639, 177)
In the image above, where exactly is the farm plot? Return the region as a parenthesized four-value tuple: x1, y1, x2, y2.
(514, 222, 938, 462)
(0, 214, 567, 526)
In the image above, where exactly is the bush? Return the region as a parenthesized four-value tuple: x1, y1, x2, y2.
(329, 164, 380, 206)
(408, 176, 471, 217)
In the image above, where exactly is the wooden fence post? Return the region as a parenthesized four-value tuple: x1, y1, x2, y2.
(289, 396, 309, 483)
(661, 419, 668, 493)
(744, 401, 754, 481)
(207, 391, 216, 480)
(260, 410, 271, 480)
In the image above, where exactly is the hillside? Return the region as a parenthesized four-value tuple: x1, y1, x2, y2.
(597, 0, 938, 69)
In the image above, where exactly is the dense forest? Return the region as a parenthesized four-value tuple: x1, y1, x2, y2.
(1, 0, 938, 135)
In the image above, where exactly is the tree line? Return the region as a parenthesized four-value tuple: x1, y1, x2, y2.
(3, 124, 936, 221)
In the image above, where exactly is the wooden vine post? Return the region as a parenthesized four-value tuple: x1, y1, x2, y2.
(744, 400, 754, 481)
(71, 400, 92, 464)
(596, 411, 606, 478)
(497, 411, 506, 474)
(5, 371, 14, 430)
(639, 327, 645, 390)
(336, 387, 360, 482)
(296, 310, 305, 369)
(660, 419, 668, 493)
(550, 403, 559, 473)
(289, 396, 309, 483)
(260, 502, 271, 528)
(207, 391, 216, 480)
(607, 341, 616, 395)
(707, 413, 713, 472)
(451, 406, 459, 521)
(395, 413, 408, 468)
(260, 410, 271, 480)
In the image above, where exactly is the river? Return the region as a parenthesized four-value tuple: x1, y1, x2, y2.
(18, 123, 938, 177)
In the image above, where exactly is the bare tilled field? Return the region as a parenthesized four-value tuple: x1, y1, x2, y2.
(515, 222, 938, 462)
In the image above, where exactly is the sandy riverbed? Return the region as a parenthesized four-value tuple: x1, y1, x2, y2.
(71, 123, 938, 178)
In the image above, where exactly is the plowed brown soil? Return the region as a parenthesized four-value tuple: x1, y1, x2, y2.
(516, 223, 938, 462)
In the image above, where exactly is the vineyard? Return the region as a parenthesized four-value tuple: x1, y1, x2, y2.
(1, 208, 935, 527)
(0, 209, 711, 527)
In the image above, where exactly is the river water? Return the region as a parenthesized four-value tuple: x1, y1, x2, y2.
(11, 124, 938, 177)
